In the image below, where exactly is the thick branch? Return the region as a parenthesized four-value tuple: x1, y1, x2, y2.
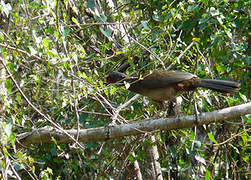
(18, 102, 251, 146)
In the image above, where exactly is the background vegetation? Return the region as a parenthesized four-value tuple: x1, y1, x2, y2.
(0, 0, 250, 179)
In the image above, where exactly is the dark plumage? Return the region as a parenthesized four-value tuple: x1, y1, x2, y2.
(107, 70, 240, 102)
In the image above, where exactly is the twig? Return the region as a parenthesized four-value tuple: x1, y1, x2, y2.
(191, 96, 199, 150)
(65, 22, 130, 27)
(0, 43, 43, 61)
(129, 35, 166, 69)
(166, 30, 183, 70)
(195, 42, 213, 77)
(9, 163, 22, 180)
(167, 40, 195, 70)
(78, 110, 110, 116)
(176, 40, 195, 63)
(213, 129, 250, 146)
(112, 94, 141, 123)
(117, 94, 140, 112)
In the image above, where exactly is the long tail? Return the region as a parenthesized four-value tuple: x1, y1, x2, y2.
(197, 79, 240, 93)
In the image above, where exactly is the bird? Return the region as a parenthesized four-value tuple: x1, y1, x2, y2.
(106, 70, 240, 104)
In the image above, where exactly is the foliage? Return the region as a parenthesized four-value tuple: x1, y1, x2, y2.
(0, 0, 250, 179)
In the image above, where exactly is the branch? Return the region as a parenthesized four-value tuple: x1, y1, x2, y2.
(0, 43, 43, 61)
(17, 102, 251, 146)
(128, 35, 166, 69)
(166, 40, 195, 70)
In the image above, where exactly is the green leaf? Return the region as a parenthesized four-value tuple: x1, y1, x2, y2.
(241, 132, 247, 145)
(104, 89, 109, 97)
(205, 170, 211, 180)
(46, 167, 53, 175)
(116, 51, 123, 55)
(247, 115, 251, 124)
(99, 27, 112, 38)
(10, 133, 16, 153)
(242, 154, 249, 163)
(192, 37, 200, 42)
(169, 146, 177, 158)
(63, 28, 71, 37)
(208, 133, 218, 144)
(50, 148, 57, 156)
(0, 32, 4, 42)
(209, 7, 219, 16)
(16, 92, 22, 104)
(225, 28, 232, 39)
(239, 92, 247, 102)
(64, 61, 71, 72)
(216, 16, 224, 25)
(42, 38, 50, 48)
(141, 21, 150, 30)
(80, 114, 88, 123)
(110, 86, 116, 96)
(30, 74, 40, 83)
(195, 155, 206, 165)
(99, 80, 104, 88)
(5, 78, 12, 93)
(87, 0, 95, 9)
(28, 46, 37, 56)
(128, 154, 136, 163)
(187, 4, 199, 12)
(72, 17, 80, 27)
(48, 48, 58, 57)
(90, 155, 96, 159)
(4, 122, 12, 137)
(1, 1, 12, 16)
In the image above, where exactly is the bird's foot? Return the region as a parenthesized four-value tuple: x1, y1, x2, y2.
(165, 100, 183, 118)
(153, 110, 168, 118)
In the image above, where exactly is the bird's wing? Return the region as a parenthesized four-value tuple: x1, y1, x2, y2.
(133, 70, 197, 89)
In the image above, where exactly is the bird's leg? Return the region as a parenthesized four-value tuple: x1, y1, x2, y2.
(154, 101, 176, 118)
(152, 101, 165, 118)
(167, 101, 176, 116)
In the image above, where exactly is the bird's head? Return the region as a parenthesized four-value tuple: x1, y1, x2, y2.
(106, 72, 128, 84)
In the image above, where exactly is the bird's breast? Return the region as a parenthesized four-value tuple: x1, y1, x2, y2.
(133, 86, 178, 102)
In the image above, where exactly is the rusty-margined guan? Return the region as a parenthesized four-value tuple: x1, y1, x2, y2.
(106, 70, 240, 103)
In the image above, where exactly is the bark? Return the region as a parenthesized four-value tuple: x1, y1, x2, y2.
(148, 135, 163, 180)
(17, 102, 251, 146)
